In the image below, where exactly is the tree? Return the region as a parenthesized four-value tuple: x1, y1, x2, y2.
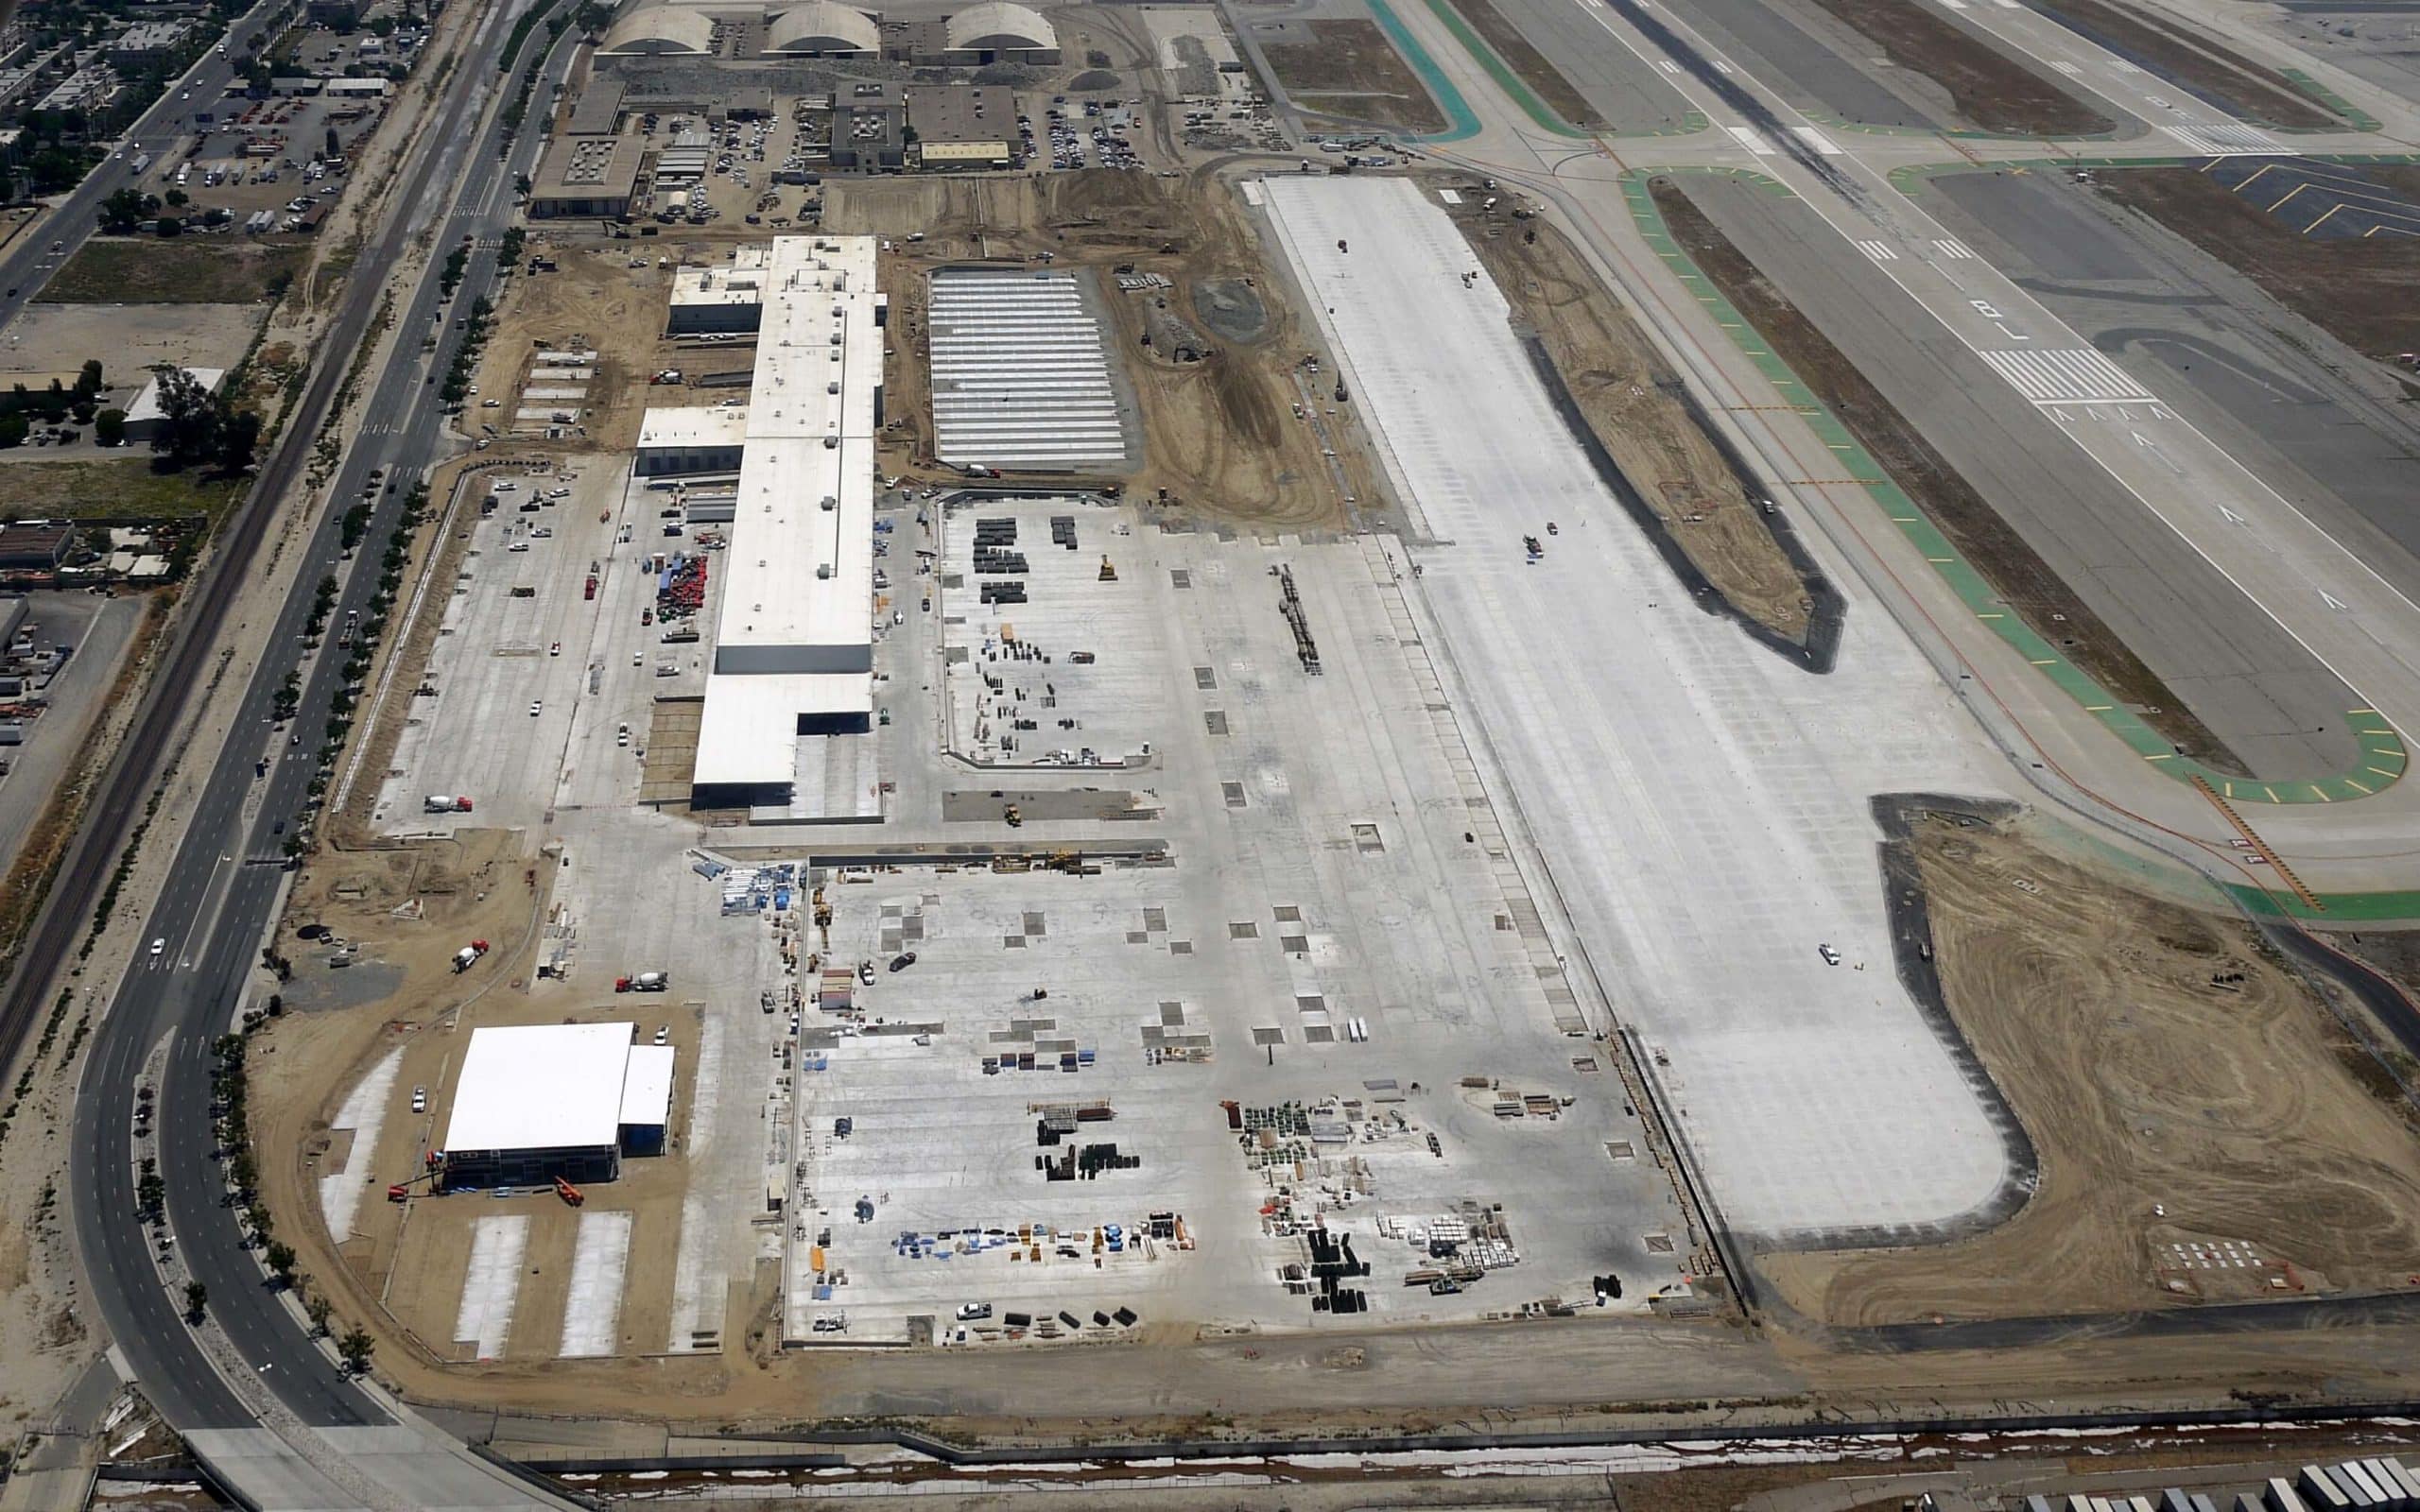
(75, 359, 103, 401)
(147, 367, 219, 468)
(216, 407, 262, 473)
(266, 1241, 297, 1284)
(94, 408, 126, 447)
(154, 215, 183, 238)
(305, 1294, 334, 1336)
(164, 187, 189, 208)
(97, 187, 150, 234)
(337, 1325, 375, 1374)
(183, 1280, 209, 1319)
(0, 414, 26, 450)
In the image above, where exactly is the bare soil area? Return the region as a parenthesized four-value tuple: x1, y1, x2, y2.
(2025, 0, 2338, 128)
(1263, 19, 1448, 135)
(1651, 178, 2246, 773)
(2095, 165, 2420, 365)
(1761, 808, 2420, 1325)
(477, 236, 680, 456)
(837, 169, 1370, 531)
(1458, 206, 1817, 645)
(1439, 0, 1605, 128)
(1802, 0, 2114, 134)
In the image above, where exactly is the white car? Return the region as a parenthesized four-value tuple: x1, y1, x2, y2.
(529, 699, 543, 716)
(1817, 944, 1842, 966)
(149, 937, 165, 957)
(410, 1086, 427, 1113)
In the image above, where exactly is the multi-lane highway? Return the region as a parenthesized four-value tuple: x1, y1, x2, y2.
(0, 0, 285, 326)
(7, 3, 581, 1505)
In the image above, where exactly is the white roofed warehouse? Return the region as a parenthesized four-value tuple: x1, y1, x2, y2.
(439, 1023, 677, 1189)
(686, 235, 890, 811)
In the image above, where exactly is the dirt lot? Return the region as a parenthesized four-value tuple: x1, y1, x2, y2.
(1801, 0, 2113, 134)
(1458, 206, 1818, 646)
(43, 238, 310, 305)
(1439, 0, 1604, 128)
(1761, 806, 2420, 1325)
(1651, 178, 2246, 773)
(3, 301, 264, 378)
(475, 237, 679, 457)
(832, 169, 1371, 532)
(2025, 0, 2338, 128)
(1263, 19, 1448, 135)
(2095, 165, 2420, 365)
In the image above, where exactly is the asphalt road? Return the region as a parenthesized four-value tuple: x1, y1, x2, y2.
(0, 0, 282, 325)
(40, 10, 576, 1438)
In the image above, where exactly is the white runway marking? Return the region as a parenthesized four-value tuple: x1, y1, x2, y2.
(2049, 60, 2082, 75)
(1980, 347, 2155, 404)
(1790, 126, 1843, 156)
(1725, 125, 1775, 155)
(558, 1210, 633, 1357)
(2163, 119, 2282, 155)
(1856, 239, 1899, 262)
(1933, 237, 1977, 260)
(454, 1215, 528, 1361)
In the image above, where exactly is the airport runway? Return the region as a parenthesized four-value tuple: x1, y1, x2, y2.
(1346, 0, 2420, 887)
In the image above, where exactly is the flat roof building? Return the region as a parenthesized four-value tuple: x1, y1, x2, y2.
(528, 133, 646, 220)
(667, 248, 770, 333)
(906, 83, 1014, 168)
(637, 404, 750, 474)
(690, 234, 886, 809)
(440, 1023, 676, 1189)
(828, 83, 903, 171)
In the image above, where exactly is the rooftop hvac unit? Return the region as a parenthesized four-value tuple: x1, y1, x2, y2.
(824, 436, 838, 448)
(817, 564, 833, 579)
(828, 381, 839, 394)
(821, 494, 838, 511)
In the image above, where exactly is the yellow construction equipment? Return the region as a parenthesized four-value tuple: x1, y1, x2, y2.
(1098, 555, 1117, 581)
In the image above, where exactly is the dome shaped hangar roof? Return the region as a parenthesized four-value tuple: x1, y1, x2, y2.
(599, 3, 716, 53)
(944, 0, 1054, 51)
(764, 0, 878, 53)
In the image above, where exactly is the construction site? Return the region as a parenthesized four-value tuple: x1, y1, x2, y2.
(203, 0, 2420, 1487)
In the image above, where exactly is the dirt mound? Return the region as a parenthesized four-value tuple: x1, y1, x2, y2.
(1193, 278, 1267, 344)
(1066, 68, 1120, 92)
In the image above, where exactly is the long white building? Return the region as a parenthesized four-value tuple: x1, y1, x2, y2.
(688, 235, 887, 808)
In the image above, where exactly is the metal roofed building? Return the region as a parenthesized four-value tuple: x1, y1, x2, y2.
(441, 1022, 668, 1189)
(926, 268, 1127, 470)
(121, 368, 229, 445)
(618, 1043, 677, 1156)
(691, 235, 888, 810)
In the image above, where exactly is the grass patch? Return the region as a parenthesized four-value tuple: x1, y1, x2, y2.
(43, 239, 308, 305)
(0, 457, 245, 522)
(1264, 19, 1447, 134)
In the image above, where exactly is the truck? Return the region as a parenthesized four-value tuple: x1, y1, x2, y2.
(615, 971, 669, 993)
(452, 939, 491, 972)
(423, 795, 475, 814)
